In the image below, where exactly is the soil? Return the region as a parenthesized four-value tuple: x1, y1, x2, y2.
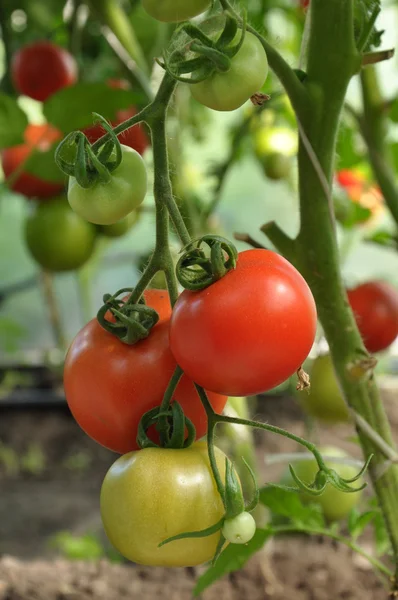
(0, 389, 396, 600)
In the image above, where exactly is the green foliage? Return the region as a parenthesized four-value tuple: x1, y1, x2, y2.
(0, 317, 26, 353)
(0, 93, 28, 149)
(354, 0, 383, 50)
(43, 83, 144, 133)
(260, 486, 325, 528)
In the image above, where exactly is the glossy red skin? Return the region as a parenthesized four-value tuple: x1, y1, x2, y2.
(64, 291, 226, 454)
(2, 123, 64, 199)
(169, 249, 317, 397)
(12, 41, 77, 102)
(83, 80, 149, 155)
(347, 282, 398, 353)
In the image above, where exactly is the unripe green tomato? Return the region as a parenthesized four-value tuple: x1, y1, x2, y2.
(142, 0, 211, 23)
(222, 512, 256, 544)
(25, 197, 96, 272)
(294, 446, 364, 522)
(262, 152, 291, 181)
(97, 211, 139, 238)
(68, 145, 147, 226)
(191, 32, 268, 112)
(299, 354, 350, 423)
(254, 126, 297, 158)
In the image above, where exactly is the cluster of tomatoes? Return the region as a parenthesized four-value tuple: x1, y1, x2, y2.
(1, 42, 149, 272)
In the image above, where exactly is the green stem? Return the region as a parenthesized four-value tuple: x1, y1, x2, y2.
(359, 66, 398, 227)
(0, 3, 13, 94)
(271, 0, 398, 584)
(41, 271, 67, 352)
(86, 0, 147, 72)
(272, 525, 392, 579)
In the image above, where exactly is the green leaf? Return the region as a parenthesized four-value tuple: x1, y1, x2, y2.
(388, 98, 398, 123)
(194, 528, 271, 596)
(0, 317, 26, 353)
(0, 94, 28, 149)
(366, 229, 397, 248)
(373, 511, 392, 556)
(25, 143, 66, 183)
(336, 122, 362, 169)
(348, 509, 377, 540)
(260, 486, 325, 529)
(43, 83, 144, 133)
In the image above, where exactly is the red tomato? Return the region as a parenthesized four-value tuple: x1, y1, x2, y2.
(2, 123, 64, 199)
(347, 282, 398, 353)
(83, 80, 149, 155)
(169, 249, 317, 397)
(11, 41, 77, 102)
(64, 290, 226, 454)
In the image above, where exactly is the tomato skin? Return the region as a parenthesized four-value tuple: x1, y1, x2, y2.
(11, 41, 77, 102)
(299, 354, 349, 424)
(83, 80, 149, 156)
(142, 0, 211, 23)
(67, 145, 147, 225)
(222, 512, 256, 544)
(294, 446, 363, 522)
(97, 211, 139, 238)
(262, 152, 291, 181)
(25, 197, 96, 272)
(347, 282, 398, 353)
(191, 32, 268, 111)
(169, 249, 317, 397)
(100, 442, 226, 566)
(2, 124, 64, 199)
(64, 305, 227, 454)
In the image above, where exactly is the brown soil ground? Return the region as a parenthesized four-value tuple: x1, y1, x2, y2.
(0, 389, 396, 600)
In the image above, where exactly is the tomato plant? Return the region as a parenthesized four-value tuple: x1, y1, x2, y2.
(24, 197, 96, 272)
(262, 152, 291, 181)
(294, 446, 364, 522)
(64, 298, 227, 453)
(142, 0, 212, 23)
(347, 282, 398, 353)
(170, 249, 317, 396)
(83, 80, 149, 156)
(67, 145, 147, 225)
(97, 211, 139, 238)
(299, 354, 349, 423)
(100, 442, 227, 566)
(11, 41, 77, 102)
(1, 124, 64, 199)
(191, 32, 268, 111)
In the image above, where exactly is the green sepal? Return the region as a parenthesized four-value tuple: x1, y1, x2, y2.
(224, 458, 245, 519)
(158, 518, 224, 548)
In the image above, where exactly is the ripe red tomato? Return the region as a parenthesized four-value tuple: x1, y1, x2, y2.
(2, 123, 64, 199)
(169, 249, 317, 396)
(64, 290, 227, 453)
(83, 80, 149, 155)
(11, 41, 77, 102)
(347, 281, 398, 353)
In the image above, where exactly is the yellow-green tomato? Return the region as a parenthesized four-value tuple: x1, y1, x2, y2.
(295, 446, 363, 522)
(222, 512, 256, 544)
(97, 211, 139, 238)
(25, 197, 96, 272)
(191, 32, 268, 112)
(262, 152, 291, 181)
(299, 354, 350, 423)
(142, 0, 211, 23)
(68, 145, 147, 226)
(100, 442, 227, 567)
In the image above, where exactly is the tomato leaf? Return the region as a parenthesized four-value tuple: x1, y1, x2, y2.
(193, 528, 271, 596)
(260, 486, 325, 529)
(0, 93, 28, 149)
(43, 83, 145, 133)
(373, 511, 392, 556)
(25, 143, 66, 183)
(336, 122, 362, 170)
(348, 509, 377, 540)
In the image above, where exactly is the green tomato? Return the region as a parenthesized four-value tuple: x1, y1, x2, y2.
(68, 145, 147, 226)
(254, 126, 297, 158)
(97, 211, 139, 238)
(142, 0, 211, 23)
(262, 152, 291, 181)
(191, 32, 268, 112)
(222, 512, 256, 544)
(294, 446, 364, 522)
(25, 197, 96, 272)
(299, 354, 350, 423)
(100, 442, 228, 567)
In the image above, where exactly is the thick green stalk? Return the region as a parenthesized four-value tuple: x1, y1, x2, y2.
(286, 0, 398, 583)
(359, 66, 398, 227)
